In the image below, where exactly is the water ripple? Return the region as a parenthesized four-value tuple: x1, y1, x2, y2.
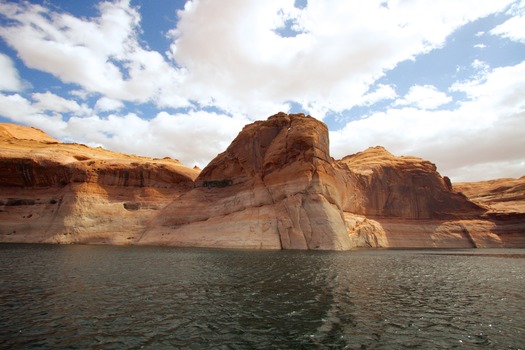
(0, 245, 524, 349)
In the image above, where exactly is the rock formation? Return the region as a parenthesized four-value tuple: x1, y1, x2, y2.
(338, 146, 485, 219)
(140, 113, 352, 249)
(336, 147, 525, 248)
(454, 177, 525, 214)
(1, 114, 524, 250)
(0, 122, 199, 244)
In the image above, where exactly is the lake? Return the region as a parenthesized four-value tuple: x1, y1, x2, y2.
(0, 244, 524, 349)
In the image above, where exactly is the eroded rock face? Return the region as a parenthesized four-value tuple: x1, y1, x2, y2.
(0, 117, 523, 250)
(454, 176, 525, 214)
(0, 123, 199, 244)
(337, 146, 485, 219)
(141, 113, 352, 250)
(0, 124, 198, 189)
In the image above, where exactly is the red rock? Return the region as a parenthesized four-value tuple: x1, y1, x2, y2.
(0, 116, 523, 249)
(0, 123, 199, 244)
(142, 113, 352, 249)
(454, 176, 525, 214)
(338, 146, 485, 219)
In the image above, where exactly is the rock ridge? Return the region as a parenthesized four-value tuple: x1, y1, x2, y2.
(1, 115, 524, 249)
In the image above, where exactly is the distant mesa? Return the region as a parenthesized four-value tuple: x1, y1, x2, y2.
(0, 114, 524, 249)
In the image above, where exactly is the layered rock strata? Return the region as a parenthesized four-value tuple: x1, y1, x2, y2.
(1, 115, 524, 249)
(0, 123, 199, 244)
(140, 113, 352, 249)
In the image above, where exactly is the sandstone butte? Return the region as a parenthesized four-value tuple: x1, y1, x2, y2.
(1, 113, 524, 250)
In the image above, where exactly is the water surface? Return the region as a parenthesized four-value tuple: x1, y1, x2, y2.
(0, 244, 524, 349)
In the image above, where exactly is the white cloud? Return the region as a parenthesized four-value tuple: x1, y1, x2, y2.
(394, 85, 452, 110)
(147, 111, 249, 166)
(69, 90, 90, 100)
(490, 1, 525, 42)
(0, 93, 36, 121)
(471, 59, 490, 71)
(0, 93, 67, 131)
(331, 61, 525, 182)
(453, 61, 525, 115)
(62, 110, 248, 168)
(0, 91, 247, 168)
(0, 53, 22, 92)
(358, 84, 397, 106)
(0, 1, 188, 108)
(0, 0, 517, 118)
(169, 0, 515, 117)
(450, 60, 491, 95)
(32, 92, 84, 114)
(94, 97, 124, 112)
(491, 15, 525, 42)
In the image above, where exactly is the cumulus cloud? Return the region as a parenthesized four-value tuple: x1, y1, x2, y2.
(491, 16, 525, 42)
(0, 93, 67, 131)
(94, 97, 124, 112)
(0, 93, 36, 121)
(170, 0, 515, 117)
(0, 0, 187, 108)
(331, 61, 525, 182)
(61, 110, 249, 167)
(490, 1, 525, 42)
(0, 90, 247, 168)
(0, 0, 516, 117)
(32, 92, 85, 114)
(146, 112, 249, 166)
(394, 85, 452, 110)
(358, 84, 397, 106)
(0, 53, 23, 92)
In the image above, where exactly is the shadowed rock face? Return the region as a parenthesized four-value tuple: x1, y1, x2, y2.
(0, 123, 197, 189)
(0, 116, 523, 249)
(0, 122, 199, 245)
(338, 146, 485, 219)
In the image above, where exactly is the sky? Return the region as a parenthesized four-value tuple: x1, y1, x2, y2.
(0, 0, 524, 182)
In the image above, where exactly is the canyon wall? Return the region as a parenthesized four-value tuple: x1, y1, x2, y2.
(0, 123, 199, 244)
(139, 113, 352, 249)
(1, 115, 524, 250)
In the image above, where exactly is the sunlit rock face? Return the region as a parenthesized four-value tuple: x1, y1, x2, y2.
(1, 116, 524, 250)
(142, 112, 353, 250)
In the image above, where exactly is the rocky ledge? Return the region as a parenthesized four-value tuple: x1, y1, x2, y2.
(1, 114, 524, 249)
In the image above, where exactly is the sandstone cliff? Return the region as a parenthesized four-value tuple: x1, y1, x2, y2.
(140, 113, 352, 249)
(1, 115, 524, 249)
(0, 123, 199, 244)
(454, 177, 525, 214)
(338, 146, 484, 219)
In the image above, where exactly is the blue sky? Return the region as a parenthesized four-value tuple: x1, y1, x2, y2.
(0, 0, 524, 181)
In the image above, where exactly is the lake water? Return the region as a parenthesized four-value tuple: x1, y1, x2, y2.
(0, 244, 524, 349)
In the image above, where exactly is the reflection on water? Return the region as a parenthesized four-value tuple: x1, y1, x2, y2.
(0, 244, 524, 349)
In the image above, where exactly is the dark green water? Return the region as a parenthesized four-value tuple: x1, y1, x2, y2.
(0, 244, 524, 349)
